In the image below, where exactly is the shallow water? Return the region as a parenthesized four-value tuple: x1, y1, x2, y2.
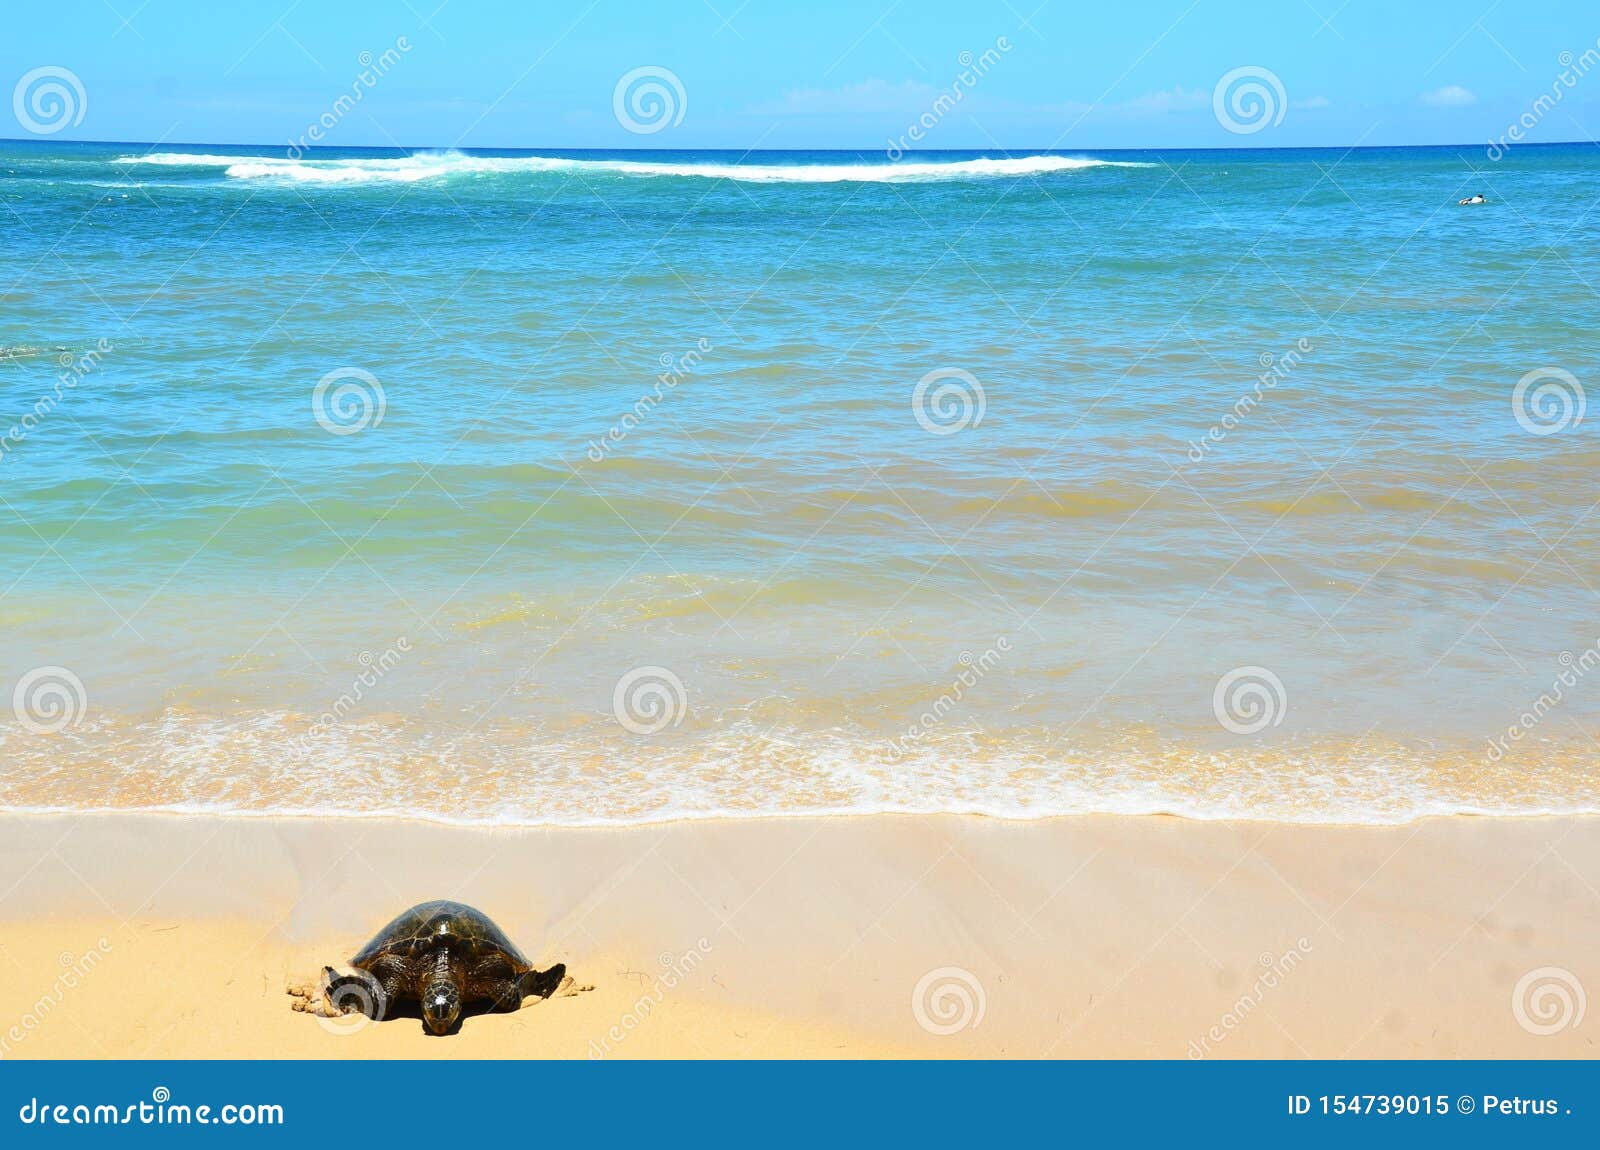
(1, 141, 1596, 823)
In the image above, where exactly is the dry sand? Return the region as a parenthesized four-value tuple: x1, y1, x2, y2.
(0, 812, 1595, 1058)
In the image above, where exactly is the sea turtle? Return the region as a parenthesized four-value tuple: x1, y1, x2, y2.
(319, 900, 567, 1035)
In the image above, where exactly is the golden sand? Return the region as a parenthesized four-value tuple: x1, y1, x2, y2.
(0, 812, 1595, 1058)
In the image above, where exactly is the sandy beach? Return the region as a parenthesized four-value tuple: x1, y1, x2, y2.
(0, 812, 1593, 1059)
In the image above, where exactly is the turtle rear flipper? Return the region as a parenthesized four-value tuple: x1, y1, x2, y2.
(518, 963, 566, 1001)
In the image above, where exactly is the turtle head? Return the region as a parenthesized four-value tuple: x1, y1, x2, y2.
(420, 973, 462, 1035)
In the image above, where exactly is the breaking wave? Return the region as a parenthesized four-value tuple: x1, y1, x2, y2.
(113, 150, 1151, 185)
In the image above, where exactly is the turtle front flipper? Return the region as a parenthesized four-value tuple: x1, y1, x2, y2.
(324, 966, 391, 1020)
(518, 962, 567, 1001)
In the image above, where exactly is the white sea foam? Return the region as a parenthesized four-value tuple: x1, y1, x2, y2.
(113, 151, 1150, 185)
(1, 709, 1593, 828)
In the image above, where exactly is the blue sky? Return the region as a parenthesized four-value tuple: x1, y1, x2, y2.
(5, 0, 1598, 149)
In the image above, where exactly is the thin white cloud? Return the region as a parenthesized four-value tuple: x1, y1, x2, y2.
(1420, 85, 1476, 107)
(747, 82, 1225, 123)
(1120, 86, 1209, 114)
(750, 79, 934, 117)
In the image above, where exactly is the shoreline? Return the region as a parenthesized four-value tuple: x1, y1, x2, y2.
(3, 803, 1598, 832)
(1, 810, 1595, 1058)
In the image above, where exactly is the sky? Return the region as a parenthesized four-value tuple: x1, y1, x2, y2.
(4, 0, 1599, 151)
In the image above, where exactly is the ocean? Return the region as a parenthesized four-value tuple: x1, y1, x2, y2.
(1, 141, 1595, 825)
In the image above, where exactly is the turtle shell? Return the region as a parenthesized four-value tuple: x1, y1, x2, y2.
(350, 900, 532, 973)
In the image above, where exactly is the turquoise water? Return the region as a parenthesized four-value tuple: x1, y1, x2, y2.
(1, 141, 1596, 823)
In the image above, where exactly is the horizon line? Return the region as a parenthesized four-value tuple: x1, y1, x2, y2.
(3, 137, 1596, 155)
